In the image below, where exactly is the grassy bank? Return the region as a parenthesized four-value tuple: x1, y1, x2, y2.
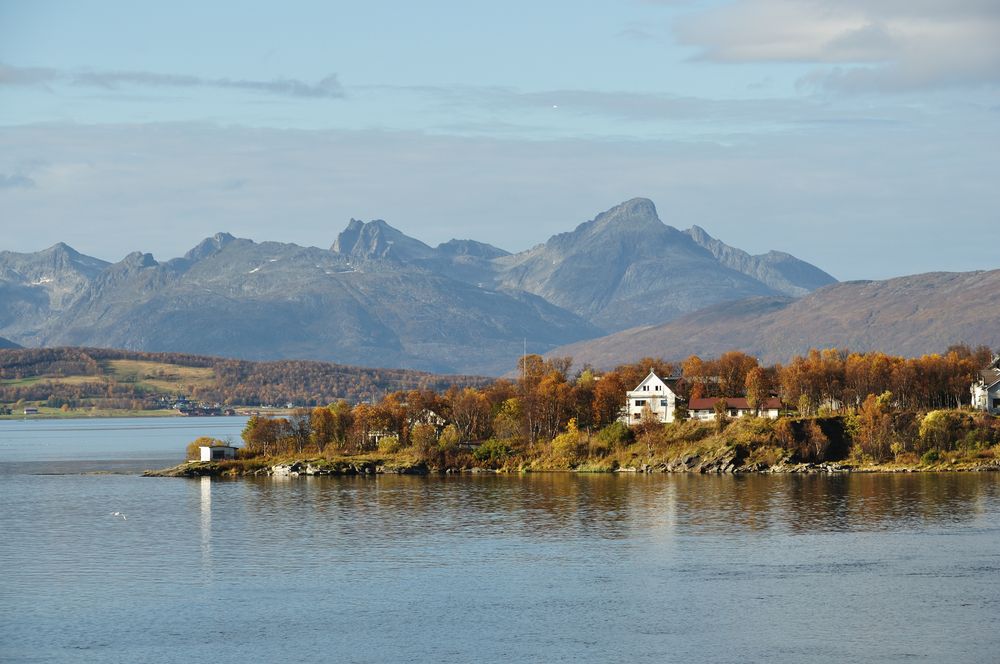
(146, 418, 1000, 478)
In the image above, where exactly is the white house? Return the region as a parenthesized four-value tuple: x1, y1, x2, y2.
(688, 397, 782, 421)
(623, 371, 680, 424)
(199, 444, 238, 462)
(971, 355, 1000, 415)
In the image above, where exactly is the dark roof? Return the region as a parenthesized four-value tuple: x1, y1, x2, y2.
(689, 397, 782, 411)
(979, 369, 1000, 387)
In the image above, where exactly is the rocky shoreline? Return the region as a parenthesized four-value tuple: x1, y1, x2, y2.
(143, 452, 1000, 478)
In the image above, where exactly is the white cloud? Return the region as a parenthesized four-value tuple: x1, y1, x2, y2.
(675, 0, 1000, 92)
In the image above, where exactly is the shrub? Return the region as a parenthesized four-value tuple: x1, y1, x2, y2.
(438, 424, 461, 453)
(377, 435, 401, 454)
(920, 449, 940, 465)
(724, 417, 777, 447)
(919, 411, 974, 452)
(551, 430, 588, 465)
(596, 421, 633, 450)
(472, 438, 514, 465)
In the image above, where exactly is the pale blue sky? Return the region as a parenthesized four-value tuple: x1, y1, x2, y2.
(1, 0, 998, 279)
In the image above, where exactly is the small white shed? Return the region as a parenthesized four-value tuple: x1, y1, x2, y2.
(199, 445, 238, 462)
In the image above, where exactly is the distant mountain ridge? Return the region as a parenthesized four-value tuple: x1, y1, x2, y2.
(548, 270, 1000, 367)
(684, 225, 834, 297)
(491, 198, 836, 330)
(0, 242, 110, 344)
(0, 197, 842, 374)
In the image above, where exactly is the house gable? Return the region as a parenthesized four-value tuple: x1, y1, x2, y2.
(622, 370, 680, 424)
(630, 370, 677, 397)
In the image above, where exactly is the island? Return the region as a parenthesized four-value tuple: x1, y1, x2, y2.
(146, 347, 1000, 477)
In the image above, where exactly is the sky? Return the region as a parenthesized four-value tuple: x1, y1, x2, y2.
(0, 0, 998, 280)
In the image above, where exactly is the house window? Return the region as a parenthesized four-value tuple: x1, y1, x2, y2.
(660, 400, 667, 407)
(635, 400, 645, 407)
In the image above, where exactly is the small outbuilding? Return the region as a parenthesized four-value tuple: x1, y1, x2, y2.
(199, 444, 238, 462)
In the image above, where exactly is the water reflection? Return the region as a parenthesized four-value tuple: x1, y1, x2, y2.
(200, 476, 211, 570)
(231, 472, 1000, 542)
(3, 472, 999, 664)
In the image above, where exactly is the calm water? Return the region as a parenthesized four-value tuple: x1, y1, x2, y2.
(2, 419, 999, 663)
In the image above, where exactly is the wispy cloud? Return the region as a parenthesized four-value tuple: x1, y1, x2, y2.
(674, 0, 1000, 92)
(357, 83, 915, 132)
(0, 173, 35, 189)
(0, 63, 344, 98)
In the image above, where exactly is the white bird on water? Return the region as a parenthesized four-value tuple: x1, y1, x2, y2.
(111, 511, 127, 520)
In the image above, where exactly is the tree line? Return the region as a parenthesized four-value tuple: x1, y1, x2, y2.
(239, 344, 998, 464)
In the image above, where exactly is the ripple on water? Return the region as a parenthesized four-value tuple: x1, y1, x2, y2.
(1, 472, 999, 663)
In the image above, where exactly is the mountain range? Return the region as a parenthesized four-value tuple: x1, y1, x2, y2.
(1, 197, 992, 374)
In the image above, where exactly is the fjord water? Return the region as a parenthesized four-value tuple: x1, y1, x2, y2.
(2, 420, 999, 663)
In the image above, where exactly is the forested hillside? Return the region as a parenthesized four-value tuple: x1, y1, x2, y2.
(0, 347, 489, 410)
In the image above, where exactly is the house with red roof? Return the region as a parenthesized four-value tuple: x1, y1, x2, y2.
(688, 396, 782, 421)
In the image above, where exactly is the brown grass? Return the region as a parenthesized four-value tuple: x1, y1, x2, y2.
(105, 359, 216, 392)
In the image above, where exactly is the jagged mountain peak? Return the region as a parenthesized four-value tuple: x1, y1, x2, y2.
(436, 239, 510, 259)
(599, 197, 658, 220)
(119, 251, 159, 268)
(686, 224, 711, 242)
(33, 242, 109, 272)
(331, 218, 435, 261)
(184, 232, 238, 262)
(43, 241, 79, 256)
(577, 197, 665, 235)
(532, 198, 678, 259)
